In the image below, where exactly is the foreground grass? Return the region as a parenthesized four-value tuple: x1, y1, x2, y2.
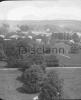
(0, 68, 81, 100)
(0, 70, 37, 100)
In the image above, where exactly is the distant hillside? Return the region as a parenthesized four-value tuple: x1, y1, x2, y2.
(0, 20, 81, 33)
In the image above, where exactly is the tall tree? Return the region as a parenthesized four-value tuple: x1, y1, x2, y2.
(0, 23, 9, 35)
(22, 64, 45, 93)
(18, 24, 30, 32)
(72, 33, 80, 43)
(38, 70, 64, 100)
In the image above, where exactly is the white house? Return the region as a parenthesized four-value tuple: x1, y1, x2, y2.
(28, 35, 32, 39)
(36, 39, 42, 43)
(4, 38, 11, 40)
(10, 35, 19, 39)
(0, 35, 5, 38)
(69, 40, 75, 44)
(33, 96, 38, 100)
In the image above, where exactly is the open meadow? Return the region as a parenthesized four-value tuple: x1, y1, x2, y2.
(52, 42, 81, 67)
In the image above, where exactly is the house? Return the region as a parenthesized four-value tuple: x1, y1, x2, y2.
(10, 35, 19, 39)
(0, 35, 5, 38)
(69, 40, 74, 44)
(33, 96, 38, 100)
(28, 35, 32, 39)
(36, 39, 42, 43)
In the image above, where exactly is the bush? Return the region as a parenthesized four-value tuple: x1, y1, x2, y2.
(7, 57, 17, 68)
(69, 43, 80, 54)
(40, 62, 46, 73)
(27, 54, 45, 65)
(22, 64, 45, 93)
(38, 70, 64, 100)
(16, 59, 32, 71)
(16, 55, 46, 71)
(45, 55, 59, 67)
(7, 55, 32, 68)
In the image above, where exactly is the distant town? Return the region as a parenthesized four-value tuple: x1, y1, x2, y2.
(0, 21, 81, 67)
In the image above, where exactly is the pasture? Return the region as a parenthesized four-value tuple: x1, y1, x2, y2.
(54, 42, 81, 66)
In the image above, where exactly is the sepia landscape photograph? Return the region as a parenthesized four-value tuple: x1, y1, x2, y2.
(0, 0, 81, 100)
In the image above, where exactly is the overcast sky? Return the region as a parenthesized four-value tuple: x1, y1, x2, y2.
(0, 0, 81, 20)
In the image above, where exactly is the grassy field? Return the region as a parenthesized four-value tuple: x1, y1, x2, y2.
(0, 69, 37, 100)
(54, 42, 81, 66)
(58, 52, 81, 66)
(0, 68, 81, 100)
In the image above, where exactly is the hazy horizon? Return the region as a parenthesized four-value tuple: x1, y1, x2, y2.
(0, 0, 81, 20)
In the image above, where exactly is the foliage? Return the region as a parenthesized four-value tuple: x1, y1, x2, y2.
(22, 64, 45, 93)
(29, 54, 44, 65)
(17, 24, 30, 32)
(72, 33, 80, 43)
(0, 38, 7, 60)
(0, 23, 9, 35)
(5, 38, 45, 69)
(45, 55, 59, 67)
(20, 54, 45, 65)
(4, 39, 20, 68)
(38, 70, 64, 100)
(40, 62, 46, 73)
(69, 43, 80, 54)
(4, 39, 19, 58)
(6, 57, 17, 68)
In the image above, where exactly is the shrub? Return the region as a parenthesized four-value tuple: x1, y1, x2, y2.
(7, 55, 32, 68)
(22, 64, 45, 93)
(69, 43, 80, 54)
(45, 55, 59, 67)
(7, 57, 17, 68)
(27, 54, 45, 65)
(16, 59, 32, 71)
(40, 62, 46, 73)
(38, 70, 64, 100)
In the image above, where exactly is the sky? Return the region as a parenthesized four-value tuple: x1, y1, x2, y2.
(0, 0, 81, 20)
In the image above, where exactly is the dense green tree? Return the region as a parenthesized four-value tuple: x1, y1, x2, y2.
(4, 39, 19, 58)
(22, 64, 45, 93)
(69, 43, 80, 54)
(0, 37, 7, 60)
(45, 55, 59, 67)
(17, 24, 30, 32)
(4, 39, 20, 67)
(0, 23, 9, 35)
(38, 70, 64, 100)
(72, 33, 80, 43)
